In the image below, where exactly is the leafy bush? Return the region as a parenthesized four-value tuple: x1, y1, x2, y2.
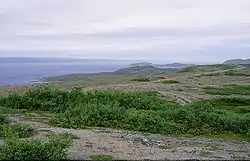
(0, 115, 6, 124)
(161, 79, 180, 84)
(200, 73, 221, 77)
(0, 107, 9, 124)
(224, 71, 250, 76)
(0, 134, 73, 160)
(1, 87, 250, 141)
(203, 85, 250, 95)
(131, 77, 150, 82)
(0, 124, 35, 139)
(90, 154, 113, 161)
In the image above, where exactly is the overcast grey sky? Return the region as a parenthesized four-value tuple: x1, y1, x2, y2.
(0, 0, 250, 63)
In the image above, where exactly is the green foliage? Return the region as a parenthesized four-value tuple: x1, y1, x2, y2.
(131, 77, 150, 82)
(0, 124, 35, 139)
(203, 85, 250, 96)
(0, 134, 73, 160)
(224, 71, 250, 76)
(200, 73, 221, 77)
(161, 79, 180, 84)
(0, 107, 8, 124)
(1, 87, 250, 141)
(0, 114, 6, 124)
(90, 154, 113, 160)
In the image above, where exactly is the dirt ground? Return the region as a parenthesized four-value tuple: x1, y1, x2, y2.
(9, 115, 250, 160)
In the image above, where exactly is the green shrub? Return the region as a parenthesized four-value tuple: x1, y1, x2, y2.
(203, 85, 250, 95)
(224, 71, 250, 76)
(0, 115, 6, 124)
(161, 79, 180, 84)
(122, 109, 182, 134)
(198, 73, 221, 77)
(0, 134, 73, 160)
(131, 77, 150, 82)
(1, 87, 250, 141)
(0, 107, 9, 124)
(90, 154, 113, 160)
(0, 124, 35, 139)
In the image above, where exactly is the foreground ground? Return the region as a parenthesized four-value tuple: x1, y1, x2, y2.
(8, 113, 250, 160)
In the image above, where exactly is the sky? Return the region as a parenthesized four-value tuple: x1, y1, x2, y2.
(0, 0, 250, 63)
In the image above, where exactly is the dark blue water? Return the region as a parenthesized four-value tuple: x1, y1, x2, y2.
(0, 62, 127, 86)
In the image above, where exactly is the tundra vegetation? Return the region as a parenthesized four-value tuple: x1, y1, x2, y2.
(0, 64, 250, 159)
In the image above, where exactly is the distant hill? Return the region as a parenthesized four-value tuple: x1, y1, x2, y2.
(178, 64, 250, 75)
(155, 63, 195, 69)
(129, 62, 153, 67)
(114, 65, 179, 75)
(224, 59, 250, 65)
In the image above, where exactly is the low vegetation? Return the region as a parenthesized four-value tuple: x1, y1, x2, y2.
(131, 77, 150, 82)
(0, 124, 35, 139)
(90, 154, 113, 160)
(0, 87, 249, 141)
(0, 103, 73, 160)
(0, 134, 73, 160)
(161, 79, 180, 84)
(224, 71, 250, 77)
(203, 84, 250, 96)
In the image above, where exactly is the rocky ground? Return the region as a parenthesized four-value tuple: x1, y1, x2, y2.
(8, 115, 250, 160)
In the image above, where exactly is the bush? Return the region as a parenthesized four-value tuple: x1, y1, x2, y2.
(90, 154, 113, 161)
(1, 87, 250, 141)
(122, 109, 182, 134)
(0, 134, 73, 160)
(161, 80, 180, 84)
(0, 124, 35, 139)
(224, 71, 250, 76)
(0, 115, 6, 124)
(203, 85, 250, 96)
(131, 77, 150, 82)
(0, 107, 9, 124)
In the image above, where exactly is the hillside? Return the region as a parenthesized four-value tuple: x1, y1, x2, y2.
(155, 63, 195, 69)
(224, 58, 250, 65)
(114, 65, 179, 75)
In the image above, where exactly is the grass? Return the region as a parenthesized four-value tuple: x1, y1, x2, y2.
(90, 154, 113, 160)
(0, 87, 249, 141)
(161, 79, 180, 84)
(131, 77, 150, 82)
(203, 84, 250, 96)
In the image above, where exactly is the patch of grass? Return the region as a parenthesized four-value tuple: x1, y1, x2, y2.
(131, 77, 150, 82)
(161, 79, 180, 84)
(90, 154, 113, 160)
(1, 87, 250, 141)
(203, 85, 250, 96)
(0, 134, 73, 160)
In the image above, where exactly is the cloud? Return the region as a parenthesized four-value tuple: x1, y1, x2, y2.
(0, 0, 250, 63)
